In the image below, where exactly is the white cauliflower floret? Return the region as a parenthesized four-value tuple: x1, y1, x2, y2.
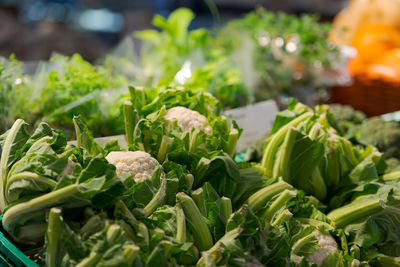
(164, 106, 212, 134)
(308, 231, 338, 266)
(106, 151, 158, 183)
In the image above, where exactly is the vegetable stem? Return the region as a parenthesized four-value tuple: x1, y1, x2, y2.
(325, 139, 340, 187)
(262, 189, 296, 221)
(123, 101, 136, 146)
(291, 232, 317, 255)
(375, 254, 400, 267)
(123, 244, 140, 265)
(197, 228, 241, 265)
(76, 251, 102, 267)
(191, 188, 206, 216)
(327, 199, 384, 227)
(226, 128, 239, 158)
(79, 215, 102, 235)
(247, 181, 292, 212)
(382, 171, 400, 181)
(175, 203, 186, 243)
(271, 209, 293, 226)
(2, 184, 88, 235)
(144, 177, 166, 217)
(261, 112, 312, 176)
(46, 208, 62, 267)
(311, 168, 327, 201)
(272, 127, 297, 180)
(157, 135, 170, 163)
(185, 174, 194, 191)
(188, 131, 198, 153)
(176, 192, 213, 251)
(129, 86, 146, 111)
(220, 197, 232, 224)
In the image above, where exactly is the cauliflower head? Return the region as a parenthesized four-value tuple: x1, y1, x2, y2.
(308, 231, 338, 266)
(106, 151, 158, 183)
(164, 106, 212, 134)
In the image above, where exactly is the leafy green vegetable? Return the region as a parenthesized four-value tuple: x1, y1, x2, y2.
(0, 119, 121, 244)
(330, 104, 400, 162)
(0, 119, 30, 211)
(350, 118, 400, 160)
(3, 91, 400, 266)
(328, 104, 366, 134)
(73, 115, 103, 157)
(123, 87, 242, 195)
(327, 181, 400, 264)
(217, 8, 337, 102)
(260, 100, 386, 204)
(1, 54, 131, 138)
(136, 8, 209, 87)
(0, 55, 32, 132)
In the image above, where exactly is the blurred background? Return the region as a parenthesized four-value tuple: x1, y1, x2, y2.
(0, 0, 347, 62)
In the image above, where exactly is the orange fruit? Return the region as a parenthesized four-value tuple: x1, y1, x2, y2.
(347, 55, 366, 75)
(329, 0, 370, 45)
(366, 48, 400, 82)
(351, 24, 400, 64)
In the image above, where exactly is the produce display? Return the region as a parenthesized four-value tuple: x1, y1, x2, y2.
(1, 8, 340, 137)
(1, 4, 399, 266)
(0, 87, 399, 266)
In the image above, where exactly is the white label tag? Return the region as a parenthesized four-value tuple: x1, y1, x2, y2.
(224, 100, 278, 152)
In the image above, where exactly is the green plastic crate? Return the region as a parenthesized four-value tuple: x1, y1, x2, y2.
(0, 216, 39, 267)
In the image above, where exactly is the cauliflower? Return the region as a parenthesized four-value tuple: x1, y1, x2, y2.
(308, 231, 338, 266)
(106, 151, 158, 183)
(164, 106, 212, 134)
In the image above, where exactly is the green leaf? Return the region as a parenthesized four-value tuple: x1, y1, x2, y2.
(0, 119, 30, 211)
(73, 116, 103, 157)
(348, 156, 379, 184)
(78, 155, 114, 183)
(6, 172, 57, 203)
(344, 206, 400, 249)
(2, 184, 89, 244)
(150, 205, 178, 237)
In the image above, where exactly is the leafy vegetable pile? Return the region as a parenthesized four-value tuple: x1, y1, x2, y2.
(216, 8, 338, 103)
(0, 54, 130, 137)
(1, 89, 399, 266)
(260, 100, 400, 265)
(330, 104, 400, 168)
